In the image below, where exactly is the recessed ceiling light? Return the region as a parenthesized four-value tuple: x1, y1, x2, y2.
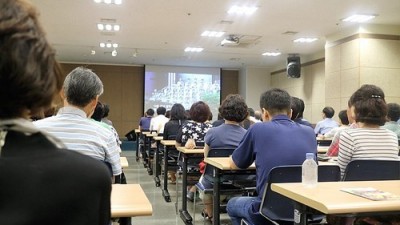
(201, 31, 225, 37)
(293, 38, 318, 43)
(99, 43, 105, 48)
(342, 14, 376, 23)
(262, 52, 281, 56)
(94, 0, 122, 4)
(97, 23, 120, 31)
(106, 43, 112, 48)
(184, 47, 204, 52)
(228, 6, 258, 15)
(112, 43, 118, 48)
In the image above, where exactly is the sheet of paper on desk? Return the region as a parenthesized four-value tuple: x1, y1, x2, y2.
(341, 187, 400, 201)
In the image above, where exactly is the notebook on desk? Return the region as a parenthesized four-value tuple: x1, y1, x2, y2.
(317, 154, 330, 162)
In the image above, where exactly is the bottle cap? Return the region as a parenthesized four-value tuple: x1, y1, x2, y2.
(306, 153, 314, 159)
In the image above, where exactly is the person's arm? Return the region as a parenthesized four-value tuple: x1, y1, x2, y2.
(230, 129, 254, 169)
(327, 131, 340, 156)
(314, 122, 321, 135)
(175, 125, 183, 148)
(229, 155, 239, 169)
(104, 134, 122, 178)
(203, 144, 210, 158)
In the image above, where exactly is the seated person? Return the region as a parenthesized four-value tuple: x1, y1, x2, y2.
(150, 106, 169, 134)
(338, 84, 399, 178)
(314, 106, 339, 135)
(34, 67, 122, 181)
(163, 103, 187, 183)
(323, 109, 350, 139)
(198, 94, 248, 220)
(382, 103, 400, 139)
(139, 108, 154, 131)
(176, 101, 213, 201)
(227, 88, 317, 225)
(0, 1, 111, 223)
(291, 96, 312, 128)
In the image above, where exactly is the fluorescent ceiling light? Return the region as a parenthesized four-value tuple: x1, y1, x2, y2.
(201, 31, 225, 37)
(105, 24, 112, 31)
(99, 43, 105, 48)
(293, 38, 318, 43)
(112, 43, 118, 48)
(114, 0, 122, 5)
(184, 47, 204, 52)
(228, 6, 258, 15)
(262, 52, 281, 56)
(104, 0, 112, 4)
(113, 25, 120, 31)
(94, 0, 122, 4)
(94, 0, 101, 3)
(342, 14, 376, 23)
(106, 43, 112, 48)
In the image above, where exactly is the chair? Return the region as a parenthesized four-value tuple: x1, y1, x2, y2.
(242, 165, 340, 225)
(194, 148, 248, 224)
(342, 160, 400, 181)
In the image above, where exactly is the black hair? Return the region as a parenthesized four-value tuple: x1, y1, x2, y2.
(170, 103, 186, 121)
(219, 94, 248, 122)
(146, 108, 154, 116)
(338, 110, 349, 125)
(157, 106, 166, 115)
(387, 103, 400, 122)
(260, 88, 291, 115)
(322, 107, 335, 118)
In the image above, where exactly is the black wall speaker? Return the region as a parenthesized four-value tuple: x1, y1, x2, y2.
(287, 56, 301, 78)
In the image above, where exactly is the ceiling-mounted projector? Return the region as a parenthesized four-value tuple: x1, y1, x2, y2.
(220, 35, 240, 46)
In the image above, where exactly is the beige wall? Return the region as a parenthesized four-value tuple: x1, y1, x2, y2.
(271, 60, 326, 124)
(239, 67, 271, 110)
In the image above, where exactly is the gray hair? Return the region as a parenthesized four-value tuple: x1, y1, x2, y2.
(63, 67, 104, 107)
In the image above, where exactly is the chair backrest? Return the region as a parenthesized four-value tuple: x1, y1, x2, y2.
(317, 139, 332, 146)
(342, 160, 400, 181)
(260, 165, 340, 222)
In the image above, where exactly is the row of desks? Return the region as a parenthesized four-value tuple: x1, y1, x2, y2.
(136, 129, 399, 225)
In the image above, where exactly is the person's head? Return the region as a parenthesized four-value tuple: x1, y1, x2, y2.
(248, 108, 255, 117)
(146, 108, 154, 117)
(254, 110, 262, 121)
(91, 102, 104, 122)
(102, 104, 110, 118)
(349, 84, 387, 126)
(290, 97, 302, 120)
(156, 106, 166, 116)
(387, 103, 400, 122)
(165, 110, 171, 119)
(298, 98, 305, 118)
(0, 0, 63, 119)
(170, 103, 186, 121)
(322, 107, 335, 118)
(338, 110, 349, 125)
(189, 101, 211, 123)
(208, 112, 213, 121)
(260, 88, 291, 121)
(219, 94, 248, 123)
(63, 67, 103, 116)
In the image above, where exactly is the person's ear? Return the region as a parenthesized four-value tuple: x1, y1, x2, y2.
(288, 109, 293, 119)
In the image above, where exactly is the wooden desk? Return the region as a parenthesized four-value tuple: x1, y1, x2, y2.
(318, 146, 329, 153)
(204, 157, 256, 225)
(160, 140, 177, 202)
(176, 146, 204, 224)
(111, 184, 152, 217)
(120, 156, 129, 168)
(272, 180, 400, 225)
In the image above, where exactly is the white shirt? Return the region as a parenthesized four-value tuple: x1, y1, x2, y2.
(149, 115, 169, 133)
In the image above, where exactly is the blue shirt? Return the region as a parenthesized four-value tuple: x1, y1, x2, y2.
(231, 115, 317, 213)
(204, 123, 246, 149)
(314, 118, 339, 135)
(139, 116, 152, 130)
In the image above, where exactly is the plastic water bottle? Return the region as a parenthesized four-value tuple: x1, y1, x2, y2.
(302, 153, 318, 188)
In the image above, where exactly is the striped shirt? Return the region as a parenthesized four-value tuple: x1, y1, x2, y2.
(34, 107, 122, 175)
(338, 128, 399, 177)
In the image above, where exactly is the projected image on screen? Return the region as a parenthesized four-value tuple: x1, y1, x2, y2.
(145, 65, 221, 121)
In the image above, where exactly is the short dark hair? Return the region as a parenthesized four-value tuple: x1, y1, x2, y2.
(157, 106, 166, 115)
(170, 103, 186, 121)
(91, 102, 104, 122)
(146, 108, 154, 116)
(291, 97, 302, 120)
(102, 104, 110, 118)
(219, 94, 248, 122)
(349, 84, 387, 126)
(63, 67, 104, 108)
(248, 108, 255, 117)
(260, 88, 291, 115)
(338, 110, 349, 125)
(323, 107, 335, 118)
(387, 103, 400, 122)
(0, 0, 63, 119)
(190, 101, 211, 123)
